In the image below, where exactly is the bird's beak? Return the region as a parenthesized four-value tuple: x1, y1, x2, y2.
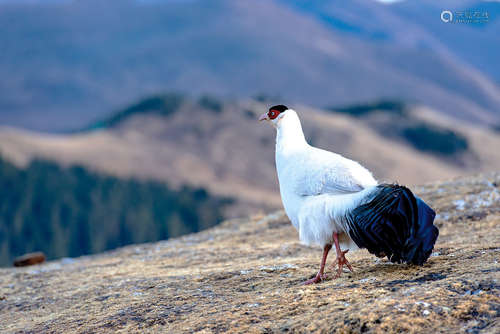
(258, 113, 269, 122)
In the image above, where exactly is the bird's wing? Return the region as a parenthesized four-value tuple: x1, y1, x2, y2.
(294, 148, 374, 196)
(295, 164, 364, 195)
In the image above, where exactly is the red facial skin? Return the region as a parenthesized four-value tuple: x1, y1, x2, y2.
(268, 109, 280, 120)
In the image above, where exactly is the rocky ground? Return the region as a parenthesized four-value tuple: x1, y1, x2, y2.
(1, 174, 499, 333)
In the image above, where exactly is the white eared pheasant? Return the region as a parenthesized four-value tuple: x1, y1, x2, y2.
(259, 105, 439, 285)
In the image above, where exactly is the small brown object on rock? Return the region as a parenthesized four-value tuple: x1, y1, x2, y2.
(13, 252, 46, 267)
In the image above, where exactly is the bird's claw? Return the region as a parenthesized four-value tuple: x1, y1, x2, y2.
(302, 272, 327, 285)
(332, 249, 354, 278)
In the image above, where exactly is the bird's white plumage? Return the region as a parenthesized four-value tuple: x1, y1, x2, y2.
(274, 109, 378, 249)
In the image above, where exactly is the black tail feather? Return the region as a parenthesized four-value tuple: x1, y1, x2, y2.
(346, 184, 438, 265)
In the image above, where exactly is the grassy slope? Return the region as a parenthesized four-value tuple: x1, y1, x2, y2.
(0, 173, 498, 333)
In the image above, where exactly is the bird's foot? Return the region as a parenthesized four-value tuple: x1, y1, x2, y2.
(302, 272, 327, 285)
(332, 249, 354, 278)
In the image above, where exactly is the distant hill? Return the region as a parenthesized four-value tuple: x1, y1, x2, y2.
(0, 156, 230, 266)
(2, 95, 500, 219)
(0, 0, 499, 131)
(327, 100, 470, 161)
(83, 93, 186, 131)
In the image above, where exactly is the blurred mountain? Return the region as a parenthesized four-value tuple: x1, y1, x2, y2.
(0, 0, 498, 131)
(1, 94, 500, 218)
(287, 0, 500, 84)
(390, 0, 500, 83)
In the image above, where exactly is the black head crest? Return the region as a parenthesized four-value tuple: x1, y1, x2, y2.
(269, 105, 288, 113)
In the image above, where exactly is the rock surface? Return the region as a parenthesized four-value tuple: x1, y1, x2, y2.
(1, 174, 499, 333)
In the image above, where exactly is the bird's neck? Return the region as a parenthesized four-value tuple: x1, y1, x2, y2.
(275, 113, 308, 155)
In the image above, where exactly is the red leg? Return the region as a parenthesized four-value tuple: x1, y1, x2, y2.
(302, 244, 332, 285)
(331, 232, 354, 278)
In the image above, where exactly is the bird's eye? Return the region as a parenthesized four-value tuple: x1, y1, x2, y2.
(269, 111, 276, 118)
